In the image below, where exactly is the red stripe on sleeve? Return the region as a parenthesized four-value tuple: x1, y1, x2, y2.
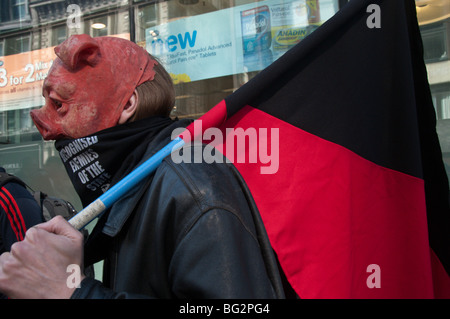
(0, 188, 23, 241)
(2, 187, 27, 236)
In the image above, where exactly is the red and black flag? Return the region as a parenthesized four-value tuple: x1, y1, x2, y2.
(181, 0, 450, 298)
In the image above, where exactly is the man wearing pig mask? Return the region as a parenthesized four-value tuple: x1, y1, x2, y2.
(0, 34, 285, 299)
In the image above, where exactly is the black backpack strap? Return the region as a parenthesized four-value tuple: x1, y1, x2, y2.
(33, 190, 45, 209)
(0, 172, 77, 222)
(0, 172, 26, 189)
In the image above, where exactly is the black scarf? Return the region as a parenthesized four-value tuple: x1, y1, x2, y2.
(55, 116, 174, 207)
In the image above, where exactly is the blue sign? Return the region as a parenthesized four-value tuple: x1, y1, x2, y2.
(146, 0, 337, 83)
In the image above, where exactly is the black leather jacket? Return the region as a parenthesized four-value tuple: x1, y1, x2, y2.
(71, 120, 285, 299)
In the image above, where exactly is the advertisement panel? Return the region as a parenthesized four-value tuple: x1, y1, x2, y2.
(0, 47, 55, 112)
(146, 0, 336, 83)
(146, 7, 237, 84)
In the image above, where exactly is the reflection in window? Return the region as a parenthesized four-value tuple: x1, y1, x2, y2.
(0, 112, 5, 142)
(441, 92, 450, 119)
(421, 22, 449, 63)
(0, 0, 29, 23)
(52, 25, 67, 46)
(135, 0, 339, 120)
(86, 15, 117, 38)
(433, 85, 450, 120)
(13, 0, 27, 21)
(4, 34, 30, 55)
(20, 108, 33, 133)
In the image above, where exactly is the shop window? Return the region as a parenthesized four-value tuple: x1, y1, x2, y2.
(4, 34, 30, 55)
(135, 0, 339, 119)
(436, 91, 450, 119)
(421, 22, 449, 63)
(0, 112, 6, 143)
(85, 14, 119, 38)
(432, 83, 450, 120)
(434, 82, 450, 178)
(52, 25, 68, 46)
(0, 0, 29, 23)
(13, 0, 28, 21)
(19, 108, 33, 133)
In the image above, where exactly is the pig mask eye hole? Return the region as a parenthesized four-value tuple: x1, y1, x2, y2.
(52, 99, 63, 109)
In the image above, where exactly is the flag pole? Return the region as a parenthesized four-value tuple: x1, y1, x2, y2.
(68, 136, 185, 230)
(68, 101, 227, 230)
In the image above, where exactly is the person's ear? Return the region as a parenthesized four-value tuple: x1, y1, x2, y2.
(118, 90, 138, 125)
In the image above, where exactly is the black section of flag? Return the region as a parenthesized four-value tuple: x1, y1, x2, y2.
(224, 0, 450, 274)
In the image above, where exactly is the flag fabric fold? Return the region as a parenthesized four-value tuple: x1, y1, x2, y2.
(181, 0, 450, 298)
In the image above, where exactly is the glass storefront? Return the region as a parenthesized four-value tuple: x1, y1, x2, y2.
(0, 0, 341, 209)
(417, 0, 450, 175)
(0, 0, 449, 208)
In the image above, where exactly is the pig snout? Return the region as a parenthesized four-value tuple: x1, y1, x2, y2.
(30, 108, 63, 141)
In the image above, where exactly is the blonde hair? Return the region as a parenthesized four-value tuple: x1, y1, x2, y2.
(131, 59, 175, 121)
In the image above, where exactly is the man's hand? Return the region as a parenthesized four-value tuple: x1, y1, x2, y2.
(0, 215, 85, 299)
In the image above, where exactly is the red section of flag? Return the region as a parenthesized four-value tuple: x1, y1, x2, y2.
(181, 100, 227, 142)
(430, 249, 450, 298)
(213, 105, 445, 298)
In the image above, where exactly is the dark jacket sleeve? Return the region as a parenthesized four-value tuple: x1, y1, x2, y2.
(0, 170, 44, 253)
(71, 277, 150, 299)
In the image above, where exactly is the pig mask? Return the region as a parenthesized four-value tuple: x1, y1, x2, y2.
(31, 34, 157, 140)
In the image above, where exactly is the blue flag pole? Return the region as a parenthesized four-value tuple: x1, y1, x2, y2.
(68, 137, 185, 230)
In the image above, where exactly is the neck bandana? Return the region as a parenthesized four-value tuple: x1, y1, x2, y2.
(55, 116, 174, 207)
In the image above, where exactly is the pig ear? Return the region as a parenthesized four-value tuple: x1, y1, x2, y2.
(54, 34, 100, 70)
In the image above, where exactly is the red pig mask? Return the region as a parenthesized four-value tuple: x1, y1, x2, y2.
(31, 34, 157, 140)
